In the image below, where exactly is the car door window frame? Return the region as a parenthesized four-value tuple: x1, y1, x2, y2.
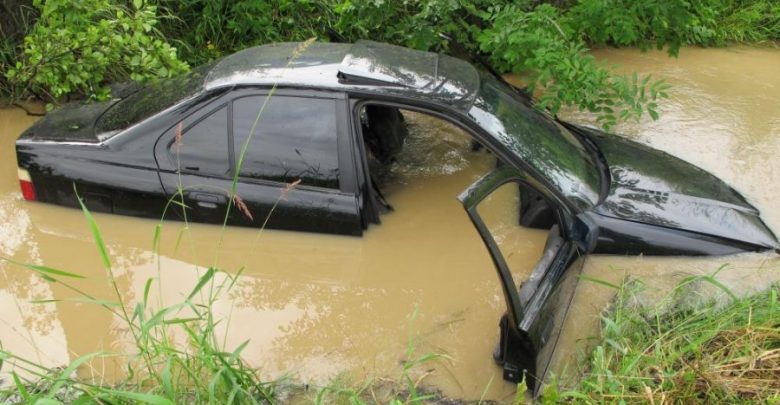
(347, 97, 576, 236)
(156, 88, 358, 197)
(165, 102, 232, 178)
(229, 91, 350, 194)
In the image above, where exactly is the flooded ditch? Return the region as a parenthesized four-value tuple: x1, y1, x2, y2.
(1, 45, 779, 401)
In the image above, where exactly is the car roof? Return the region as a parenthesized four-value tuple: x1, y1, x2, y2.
(203, 40, 480, 111)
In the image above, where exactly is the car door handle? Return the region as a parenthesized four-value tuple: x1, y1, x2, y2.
(188, 192, 225, 209)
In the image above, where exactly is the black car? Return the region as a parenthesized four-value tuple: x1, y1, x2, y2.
(15, 40, 778, 395)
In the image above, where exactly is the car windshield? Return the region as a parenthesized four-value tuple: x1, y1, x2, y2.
(468, 72, 601, 210)
(96, 62, 215, 135)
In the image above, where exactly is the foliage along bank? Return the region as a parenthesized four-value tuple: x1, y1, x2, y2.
(2, 0, 779, 126)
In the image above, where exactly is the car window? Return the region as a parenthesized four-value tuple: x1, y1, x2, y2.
(469, 73, 601, 210)
(97, 62, 214, 135)
(174, 105, 230, 176)
(232, 95, 340, 189)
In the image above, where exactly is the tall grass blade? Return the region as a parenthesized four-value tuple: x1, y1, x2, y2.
(162, 317, 200, 324)
(162, 357, 174, 398)
(29, 299, 61, 304)
(47, 352, 102, 399)
(102, 391, 175, 405)
(34, 399, 63, 405)
(143, 278, 153, 307)
(579, 275, 620, 290)
(188, 267, 216, 300)
(699, 275, 738, 301)
(231, 340, 249, 358)
(74, 185, 111, 269)
(152, 223, 161, 252)
(2, 258, 84, 279)
(31, 298, 120, 307)
(12, 371, 30, 401)
(142, 303, 187, 334)
(174, 226, 186, 255)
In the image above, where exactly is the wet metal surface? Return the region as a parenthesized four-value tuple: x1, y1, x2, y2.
(2, 45, 780, 400)
(551, 46, 780, 381)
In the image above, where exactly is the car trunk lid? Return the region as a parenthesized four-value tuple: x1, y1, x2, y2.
(17, 99, 119, 143)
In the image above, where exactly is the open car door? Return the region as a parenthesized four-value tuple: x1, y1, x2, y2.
(458, 165, 585, 397)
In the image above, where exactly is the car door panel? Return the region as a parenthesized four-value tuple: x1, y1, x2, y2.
(154, 89, 362, 234)
(232, 181, 362, 235)
(458, 165, 585, 396)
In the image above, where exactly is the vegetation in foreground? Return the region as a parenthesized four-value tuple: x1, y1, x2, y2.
(2, 0, 779, 127)
(2, 224, 778, 404)
(554, 278, 780, 404)
(0, 200, 455, 404)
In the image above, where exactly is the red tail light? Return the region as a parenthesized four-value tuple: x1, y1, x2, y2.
(18, 168, 36, 201)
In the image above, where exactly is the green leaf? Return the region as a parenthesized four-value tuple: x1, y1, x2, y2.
(102, 391, 175, 405)
(35, 399, 64, 405)
(2, 258, 85, 279)
(188, 267, 216, 300)
(47, 352, 103, 399)
(74, 185, 111, 269)
(162, 317, 200, 324)
(162, 357, 174, 398)
(70, 394, 99, 405)
(231, 339, 250, 358)
(173, 226, 186, 254)
(142, 302, 186, 334)
(67, 297, 121, 307)
(579, 275, 621, 290)
(12, 372, 30, 401)
(648, 108, 659, 121)
(152, 223, 161, 253)
(143, 278, 153, 306)
(29, 299, 61, 304)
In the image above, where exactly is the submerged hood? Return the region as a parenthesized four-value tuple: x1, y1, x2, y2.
(585, 129, 778, 250)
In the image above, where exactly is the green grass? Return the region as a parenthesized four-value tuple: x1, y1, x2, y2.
(0, 170, 447, 405)
(550, 279, 780, 404)
(0, 212, 448, 403)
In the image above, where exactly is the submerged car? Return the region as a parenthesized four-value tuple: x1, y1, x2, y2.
(15, 41, 778, 395)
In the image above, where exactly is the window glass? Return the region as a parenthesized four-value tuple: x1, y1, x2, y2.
(470, 72, 601, 210)
(174, 105, 229, 176)
(233, 96, 340, 189)
(98, 62, 214, 135)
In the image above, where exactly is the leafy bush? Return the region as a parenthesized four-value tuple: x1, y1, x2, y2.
(150, 0, 665, 127)
(5, 0, 779, 125)
(567, 0, 780, 55)
(0, 0, 37, 98)
(327, 0, 482, 52)
(478, 4, 668, 126)
(154, 0, 335, 65)
(5, 0, 188, 102)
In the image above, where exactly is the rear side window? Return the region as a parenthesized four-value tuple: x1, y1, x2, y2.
(175, 105, 229, 176)
(233, 95, 340, 189)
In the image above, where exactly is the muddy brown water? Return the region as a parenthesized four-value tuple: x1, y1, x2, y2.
(1, 46, 780, 401)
